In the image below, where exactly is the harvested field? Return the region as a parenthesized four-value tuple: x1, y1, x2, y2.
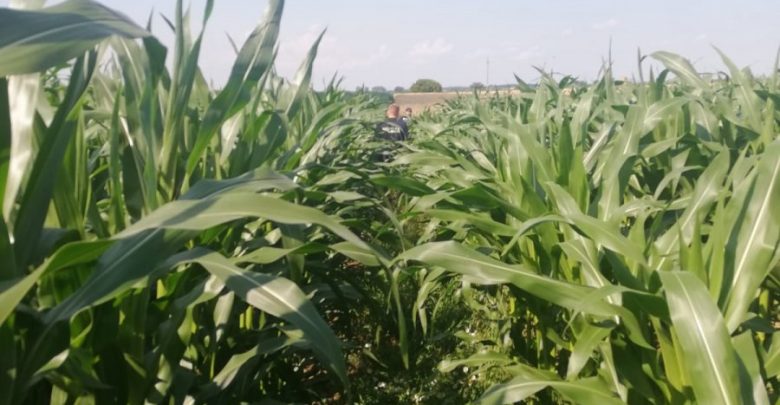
(392, 91, 461, 112)
(393, 89, 522, 112)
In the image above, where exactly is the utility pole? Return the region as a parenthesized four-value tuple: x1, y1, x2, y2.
(486, 57, 490, 89)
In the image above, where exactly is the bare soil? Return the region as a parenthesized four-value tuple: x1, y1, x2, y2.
(393, 89, 521, 113)
(392, 91, 461, 113)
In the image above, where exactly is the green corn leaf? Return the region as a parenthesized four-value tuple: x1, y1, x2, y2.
(185, 0, 283, 177)
(714, 47, 763, 132)
(12, 53, 96, 270)
(197, 334, 297, 400)
(168, 248, 349, 389)
(723, 140, 780, 331)
(425, 209, 518, 236)
(566, 322, 613, 379)
(118, 192, 374, 253)
(732, 332, 770, 405)
(398, 241, 644, 332)
(547, 183, 645, 264)
(330, 241, 382, 267)
(765, 333, 780, 379)
(653, 150, 730, 271)
(477, 374, 624, 405)
(597, 105, 645, 221)
(659, 271, 749, 405)
(651, 51, 708, 91)
(0, 0, 149, 76)
(438, 351, 515, 373)
(0, 240, 112, 326)
(285, 29, 325, 120)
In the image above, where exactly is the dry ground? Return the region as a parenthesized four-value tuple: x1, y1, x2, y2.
(392, 92, 461, 113)
(393, 89, 521, 113)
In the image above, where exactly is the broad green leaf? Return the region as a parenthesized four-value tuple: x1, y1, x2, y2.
(400, 241, 624, 319)
(653, 150, 729, 271)
(12, 54, 96, 270)
(659, 271, 749, 405)
(370, 175, 435, 196)
(477, 374, 623, 405)
(652, 51, 708, 91)
(330, 241, 382, 267)
(235, 244, 327, 265)
(3, 73, 39, 233)
(597, 105, 645, 221)
(714, 48, 763, 132)
(566, 322, 613, 379)
(197, 334, 296, 401)
(643, 97, 688, 134)
(0, 240, 113, 326)
(169, 248, 348, 388)
(724, 140, 780, 331)
(547, 183, 646, 264)
(425, 209, 518, 236)
(185, 0, 283, 177)
(732, 332, 770, 405)
(0, 212, 14, 281)
(766, 333, 780, 379)
(0, 0, 149, 76)
(284, 29, 324, 119)
(119, 192, 374, 253)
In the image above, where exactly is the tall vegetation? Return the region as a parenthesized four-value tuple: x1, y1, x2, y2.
(0, 0, 778, 404)
(410, 78, 443, 93)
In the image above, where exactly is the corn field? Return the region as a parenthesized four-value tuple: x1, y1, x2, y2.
(1, 0, 779, 404)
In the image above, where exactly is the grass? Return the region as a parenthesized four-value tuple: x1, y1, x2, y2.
(1, 0, 779, 404)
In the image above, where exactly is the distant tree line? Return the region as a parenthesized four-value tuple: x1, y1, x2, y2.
(410, 79, 442, 93)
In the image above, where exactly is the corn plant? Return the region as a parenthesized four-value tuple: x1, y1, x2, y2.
(0, 0, 386, 403)
(392, 58, 780, 403)
(1, 0, 779, 404)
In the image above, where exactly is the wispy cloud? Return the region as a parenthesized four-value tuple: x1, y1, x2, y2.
(695, 33, 708, 41)
(592, 18, 619, 30)
(409, 38, 454, 57)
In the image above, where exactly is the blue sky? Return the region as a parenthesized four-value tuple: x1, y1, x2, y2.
(4, 1, 780, 89)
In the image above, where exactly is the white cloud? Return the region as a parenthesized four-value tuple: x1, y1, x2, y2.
(592, 18, 619, 30)
(561, 28, 573, 38)
(409, 38, 454, 57)
(695, 33, 708, 41)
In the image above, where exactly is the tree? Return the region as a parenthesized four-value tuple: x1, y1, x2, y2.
(393, 86, 405, 93)
(371, 86, 387, 93)
(410, 79, 442, 93)
(470, 82, 485, 91)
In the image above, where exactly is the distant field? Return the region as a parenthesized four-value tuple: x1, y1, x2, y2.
(392, 91, 460, 112)
(393, 89, 520, 112)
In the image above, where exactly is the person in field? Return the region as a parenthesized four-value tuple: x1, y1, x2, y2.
(401, 107, 413, 125)
(375, 104, 409, 141)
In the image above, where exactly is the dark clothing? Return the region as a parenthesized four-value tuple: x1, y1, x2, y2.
(375, 118, 409, 141)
